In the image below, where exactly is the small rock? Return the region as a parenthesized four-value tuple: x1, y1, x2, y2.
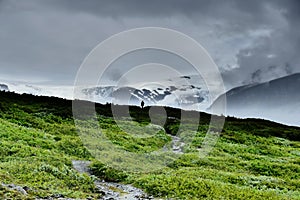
(51, 194, 65, 198)
(1, 183, 28, 195)
(23, 186, 31, 191)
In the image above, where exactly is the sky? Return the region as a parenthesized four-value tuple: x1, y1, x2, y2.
(0, 0, 300, 90)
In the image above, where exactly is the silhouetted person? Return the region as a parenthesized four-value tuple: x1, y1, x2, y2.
(141, 100, 145, 109)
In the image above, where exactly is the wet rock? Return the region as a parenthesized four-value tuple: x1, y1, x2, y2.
(72, 160, 92, 174)
(51, 194, 65, 198)
(169, 135, 185, 154)
(1, 183, 28, 195)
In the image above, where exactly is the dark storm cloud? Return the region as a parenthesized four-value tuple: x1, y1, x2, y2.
(0, 0, 299, 88)
(46, 0, 270, 28)
(46, 0, 228, 17)
(221, 0, 300, 88)
(46, 0, 271, 18)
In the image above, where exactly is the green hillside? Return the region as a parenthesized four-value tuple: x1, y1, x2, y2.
(0, 91, 299, 199)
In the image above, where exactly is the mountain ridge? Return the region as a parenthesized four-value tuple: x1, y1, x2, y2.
(210, 73, 300, 126)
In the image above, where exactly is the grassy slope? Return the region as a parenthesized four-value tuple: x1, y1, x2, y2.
(0, 92, 96, 199)
(0, 91, 299, 199)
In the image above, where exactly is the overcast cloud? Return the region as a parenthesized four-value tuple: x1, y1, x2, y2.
(0, 0, 299, 89)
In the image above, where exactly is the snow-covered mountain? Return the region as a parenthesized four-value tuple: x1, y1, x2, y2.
(0, 81, 74, 99)
(81, 83, 209, 110)
(210, 73, 300, 126)
(80, 75, 211, 110)
(1, 75, 212, 110)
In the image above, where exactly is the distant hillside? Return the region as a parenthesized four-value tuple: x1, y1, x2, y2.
(1, 90, 299, 141)
(211, 73, 300, 126)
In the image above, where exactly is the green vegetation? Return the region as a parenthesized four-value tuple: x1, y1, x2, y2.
(0, 92, 96, 198)
(0, 91, 299, 199)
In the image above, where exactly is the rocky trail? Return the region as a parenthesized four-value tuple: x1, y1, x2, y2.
(168, 135, 185, 154)
(72, 160, 154, 200)
(71, 134, 185, 199)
